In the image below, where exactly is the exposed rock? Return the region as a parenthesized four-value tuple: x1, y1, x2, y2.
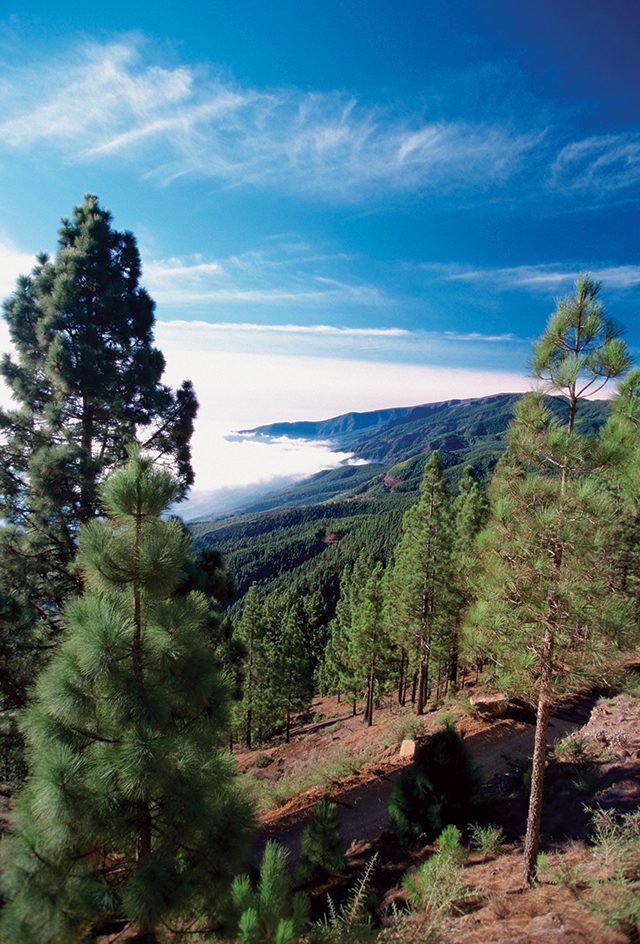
(469, 694, 508, 718)
(399, 739, 416, 758)
(528, 912, 566, 933)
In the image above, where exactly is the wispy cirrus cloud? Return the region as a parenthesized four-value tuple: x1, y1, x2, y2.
(423, 262, 640, 292)
(142, 246, 388, 309)
(551, 133, 640, 194)
(0, 40, 540, 201)
(0, 38, 638, 208)
(154, 319, 531, 372)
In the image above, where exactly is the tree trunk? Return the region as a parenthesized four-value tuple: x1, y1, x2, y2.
(398, 648, 406, 706)
(523, 630, 554, 887)
(80, 398, 95, 523)
(137, 800, 152, 862)
(522, 687, 551, 886)
(416, 655, 428, 715)
(365, 657, 375, 726)
(246, 706, 252, 750)
(449, 630, 459, 690)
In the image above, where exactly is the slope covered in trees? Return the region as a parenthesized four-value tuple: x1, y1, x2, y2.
(191, 393, 611, 618)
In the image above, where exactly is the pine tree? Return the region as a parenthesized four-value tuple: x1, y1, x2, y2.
(388, 452, 458, 714)
(0, 194, 198, 633)
(234, 584, 265, 749)
(474, 276, 635, 886)
(531, 274, 631, 435)
(449, 466, 488, 688)
(0, 455, 253, 944)
(600, 370, 640, 639)
(318, 615, 355, 705)
(262, 592, 314, 743)
(296, 796, 346, 883)
(329, 558, 371, 714)
(233, 589, 314, 746)
(388, 726, 480, 845)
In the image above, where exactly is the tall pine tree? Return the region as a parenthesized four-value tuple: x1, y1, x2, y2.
(388, 452, 458, 714)
(449, 466, 488, 688)
(474, 276, 635, 886)
(0, 194, 198, 624)
(348, 559, 388, 726)
(0, 455, 253, 944)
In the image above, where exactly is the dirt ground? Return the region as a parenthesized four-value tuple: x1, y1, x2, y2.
(240, 668, 640, 943)
(2, 669, 638, 943)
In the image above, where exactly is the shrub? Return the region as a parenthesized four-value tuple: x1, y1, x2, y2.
(553, 732, 589, 765)
(403, 826, 474, 918)
(469, 823, 504, 859)
(503, 751, 533, 790)
(253, 752, 275, 769)
(584, 807, 640, 936)
(388, 726, 480, 845)
(309, 855, 378, 944)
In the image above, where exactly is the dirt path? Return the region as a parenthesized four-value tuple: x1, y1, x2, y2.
(255, 694, 596, 866)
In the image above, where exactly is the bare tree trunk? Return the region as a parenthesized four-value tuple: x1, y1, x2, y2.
(416, 654, 428, 715)
(365, 657, 375, 726)
(398, 648, 406, 706)
(523, 629, 554, 887)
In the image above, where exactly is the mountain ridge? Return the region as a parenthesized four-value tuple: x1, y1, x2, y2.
(204, 392, 611, 521)
(235, 392, 519, 450)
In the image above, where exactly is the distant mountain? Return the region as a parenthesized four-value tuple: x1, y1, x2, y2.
(228, 392, 610, 516)
(237, 403, 447, 449)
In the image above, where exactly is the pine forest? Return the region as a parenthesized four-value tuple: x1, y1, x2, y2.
(1, 197, 640, 943)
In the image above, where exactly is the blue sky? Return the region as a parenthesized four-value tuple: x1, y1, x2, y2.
(0, 1, 639, 507)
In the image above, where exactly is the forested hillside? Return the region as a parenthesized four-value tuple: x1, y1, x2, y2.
(191, 391, 611, 615)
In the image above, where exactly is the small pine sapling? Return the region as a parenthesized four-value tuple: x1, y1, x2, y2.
(296, 795, 347, 883)
(403, 826, 473, 919)
(231, 841, 310, 944)
(310, 854, 379, 944)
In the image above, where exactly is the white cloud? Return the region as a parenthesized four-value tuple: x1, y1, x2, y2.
(154, 319, 532, 369)
(0, 311, 530, 499)
(0, 240, 38, 298)
(551, 133, 640, 194)
(424, 262, 640, 292)
(0, 40, 540, 200)
(443, 331, 518, 342)
(142, 248, 388, 308)
(156, 341, 531, 494)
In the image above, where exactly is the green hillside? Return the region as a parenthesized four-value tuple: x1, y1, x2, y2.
(192, 392, 611, 618)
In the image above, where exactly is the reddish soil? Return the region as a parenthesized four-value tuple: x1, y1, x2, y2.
(240, 669, 640, 943)
(242, 689, 589, 853)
